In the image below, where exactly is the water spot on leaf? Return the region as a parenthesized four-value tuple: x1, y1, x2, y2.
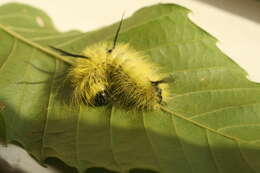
(36, 16, 45, 27)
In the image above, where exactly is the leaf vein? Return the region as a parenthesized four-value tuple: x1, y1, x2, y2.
(171, 116, 194, 173)
(142, 113, 161, 172)
(0, 23, 74, 65)
(205, 130, 222, 173)
(75, 107, 81, 165)
(109, 107, 124, 172)
(40, 58, 57, 160)
(172, 66, 238, 75)
(191, 102, 260, 120)
(237, 142, 257, 173)
(173, 87, 260, 99)
(0, 37, 16, 72)
(218, 124, 260, 132)
(31, 32, 81, 41)
(160, 106, 245, 143)
(6, 26, 55, 33)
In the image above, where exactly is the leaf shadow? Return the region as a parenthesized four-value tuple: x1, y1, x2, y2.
(1, 101, 260, 173)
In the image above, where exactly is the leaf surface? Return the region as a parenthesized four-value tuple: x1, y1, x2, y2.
(0, 3, 260, 173)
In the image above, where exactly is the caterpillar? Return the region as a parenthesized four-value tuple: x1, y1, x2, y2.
(51, 16, 173, 111)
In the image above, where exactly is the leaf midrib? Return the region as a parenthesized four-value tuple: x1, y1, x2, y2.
(0, 23, 74, 65)
(160, 106, 253, 144)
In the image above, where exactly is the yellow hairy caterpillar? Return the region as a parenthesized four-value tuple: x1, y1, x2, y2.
(50, 16, 173, 110)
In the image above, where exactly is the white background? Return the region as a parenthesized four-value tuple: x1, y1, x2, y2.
(0, 0, 260, 172)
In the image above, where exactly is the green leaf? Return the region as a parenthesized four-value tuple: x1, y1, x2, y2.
(1, 2, 260, 173)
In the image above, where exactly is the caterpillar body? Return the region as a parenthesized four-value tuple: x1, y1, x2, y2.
(51, 16, 172, 111)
